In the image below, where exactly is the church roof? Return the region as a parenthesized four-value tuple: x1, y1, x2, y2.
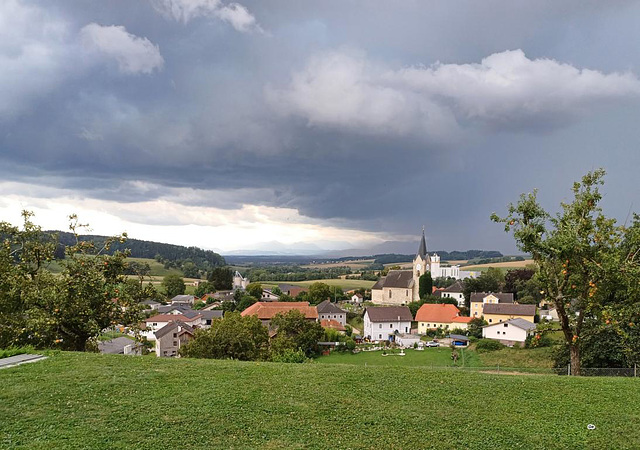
(379, 270, 414, 289)
(417, 228, 428, 259)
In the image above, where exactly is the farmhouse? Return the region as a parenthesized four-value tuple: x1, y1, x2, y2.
(483, 303, 536, 324)
(171, 295, 196, 305)
(240, 301, 318, 327)
(142, 313, 202, 340)
(351, 293, 364, 304)
(363, 306, 413, 341)
(372, 229, 478, 305)
(278, 284, 308, 297)
(415, 303, 472, 333)
(320, 319, 346, 332)
(482, 318, 536, 346)
(154, 321, 194, 357)
(261, 289, 281, 301)
(470, 292, 514, 318)
(316, 300, 347, 326)
(437, 281, 466, 307)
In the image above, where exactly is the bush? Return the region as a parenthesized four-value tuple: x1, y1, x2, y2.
(271, 348, 308, 363)
(525, 333, 553, 349)
(475, 339, 505, 352)
(0, 346, 35, 359)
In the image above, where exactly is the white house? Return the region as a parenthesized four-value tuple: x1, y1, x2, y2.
(351, 293, 364, 304)
(395, 334, 422, 348)
(142, 313, 202, 340)
(317, 300, 347, 326)
(171, 295, 195, 305)
(438, 281, 466, 307)
(261, 289, 281, 301)
(363, 306, 413, 342)
(482, 318, 536, 346)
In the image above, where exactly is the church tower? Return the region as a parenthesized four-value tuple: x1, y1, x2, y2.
(412, 227, 431, 300)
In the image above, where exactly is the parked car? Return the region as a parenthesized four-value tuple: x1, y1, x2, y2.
(425, 341, 440, 347)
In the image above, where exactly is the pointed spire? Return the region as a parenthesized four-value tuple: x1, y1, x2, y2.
(417, 226, 427, 258)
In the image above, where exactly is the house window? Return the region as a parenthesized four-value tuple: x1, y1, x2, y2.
(389, 324, 393, 328)
(153, 323, 157, 327)
(379, 324, 382, 329)
(389, 290, 392, 298)
(173, 333, 178, 338)
(504, 323, 508, 327)
(489, 319, 493, 323)
(173, 341, 177, 346)
(405, 290, 408, 296)
(379, 334, 382, 339)
(405, 327, 408, 333)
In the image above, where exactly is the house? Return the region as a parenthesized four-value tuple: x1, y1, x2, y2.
(316, 300, 347, 326)
(539, 308, 559, 322)
(482, 318, 536, 346)
(98, 337, 143, 355)
(278, 284, 308, 298)
(171, 295, 196, 305)
(142, 313, 202, 340)
(213, 290, 235, 302)
(483, 303, 536, 324)
(154, 321, 194, 357)
(140, 299, 161, 311)
(320, 319, 346, 333)
(157, 304, 192, 315)
(415, 303, 472, 333)
(197, 309, 224, 326)
(363, 306, 413, 342)
(233, 271, 250, 290)
(351, 293, 364, 304)
(261, 289, 281, 301)
(470, 292, 514, 318)
(200, 293, 218, 303)
(438, 281, 466, 307)
(240, 302, 318, 327)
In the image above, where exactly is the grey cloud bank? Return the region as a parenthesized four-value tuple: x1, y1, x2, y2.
(1, 0, 640, 252)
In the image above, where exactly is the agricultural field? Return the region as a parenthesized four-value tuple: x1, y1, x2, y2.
(301, 259, 374, 269)
(462, 259, 535, 272)
(262, 279, 376, 290)
(1, 352, 638, 449)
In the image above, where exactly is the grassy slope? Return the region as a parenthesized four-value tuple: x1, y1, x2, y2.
(1, 353, 639, 449)
(316, 348, 474, 367)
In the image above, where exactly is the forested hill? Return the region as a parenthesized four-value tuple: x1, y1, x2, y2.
(51, 231, 225, 267)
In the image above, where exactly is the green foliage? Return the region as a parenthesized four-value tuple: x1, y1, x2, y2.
(179, 312, 269, 361)
(419, 272, 433, 299)
(467, 318, 487, 339)
(194, 281, 216, 297)
(162, 274, 185, 298)
(235, 295, 257, 312)
(270, 348, 308, 363)
(306, 282, 332, 305)
(270, 310, 325, 358)
(245, 282, 263, 300)
(0, 211, 143, 351)
(192, 301, 206, 310)
(0, 346, 35, 359)
(207, 267, 233, 290)
(492, 169, 640, 375)
(475, 339, 505, 352)
(525, 333, 553, 349)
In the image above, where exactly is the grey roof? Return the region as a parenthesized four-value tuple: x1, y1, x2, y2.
(417, 228, 428, 259)
(485, 318, 536, 331)
(317, 299, 346, 314)
(483, 303, 536, 316)
(154, 321, 194, 339)
(365, 306, 413, 322)
(443, 281, 465, 293)
(470, 292, 514, 304)
(158, 304, 191, 314)
(448, 334, 470, 341)
(371, 278, 385, 290)
(379, 270, 414, 289)
(198, 310, 224, 320)
(171, 295, 195, 303)
(98, 337, 138, 354)
(141, 299, 161, 305)
(181, 310, 202, 319)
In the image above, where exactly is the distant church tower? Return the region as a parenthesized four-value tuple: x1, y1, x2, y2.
(412, 227, 431, 300)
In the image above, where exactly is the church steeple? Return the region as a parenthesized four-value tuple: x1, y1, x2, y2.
(417, 226, 427, 259)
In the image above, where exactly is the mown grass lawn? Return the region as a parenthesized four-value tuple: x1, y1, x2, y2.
(316, 348, 475, 367)
(1, 352, 638, 449)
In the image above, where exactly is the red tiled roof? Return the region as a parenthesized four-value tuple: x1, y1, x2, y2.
(452, 316, 473, 323)
(320, 319, 346, 331)
(241, 302, 318, 320)
(415, 304, 461, 323)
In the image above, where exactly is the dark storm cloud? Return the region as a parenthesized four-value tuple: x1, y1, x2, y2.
(2, 0, 640, 251)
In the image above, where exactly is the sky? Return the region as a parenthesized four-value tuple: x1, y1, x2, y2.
(2, 0, 640, 254)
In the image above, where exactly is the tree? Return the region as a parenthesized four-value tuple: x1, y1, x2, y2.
(236, 295, 257, 312)
(245, 282, 263, 300)
(467, 317, 487, 339)
(419, 272, 433, 299)
(194, 281, 216, 297)
(207, 267, 233, 290)
(491, 169, 640, 375)
(270, 310, 325, 358)
(162, 274, 185, 298)
(0, 212, 143, 351)
(180, 312, 269, 361)
(307, 282, 332, 305)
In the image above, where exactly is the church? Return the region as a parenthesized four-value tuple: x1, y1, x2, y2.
(371, 229, 477, 305)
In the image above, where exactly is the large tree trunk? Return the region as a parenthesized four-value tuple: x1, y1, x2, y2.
(570, 344, 581, 376)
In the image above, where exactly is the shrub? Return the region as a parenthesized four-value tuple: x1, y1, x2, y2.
(270, 348, 308, 363)
(525, 333, 553, 349)
(475, 339, 505, 352)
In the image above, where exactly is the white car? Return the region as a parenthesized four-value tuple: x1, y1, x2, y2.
(425, 341, 440, 348)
